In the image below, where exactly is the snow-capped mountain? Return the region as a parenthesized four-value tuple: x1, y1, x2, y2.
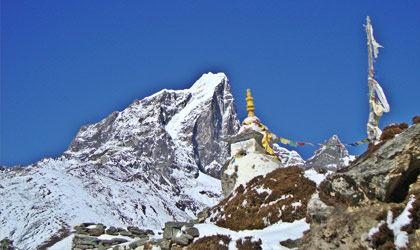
(0, 72, 240, 249)
(273, 144, 305, 167)
(303, 135, 355, 171)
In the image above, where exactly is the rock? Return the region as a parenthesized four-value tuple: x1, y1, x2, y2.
(300, 122, 420, 249)
(306, 192, 334, 223)
(184, 227, 199, 238)
(300, 205, 383, 249)
(106, 226, 118, 236)
(72, 235, 100, 247)
(172, 236, 189, 246)
(158, 239, 171, 250)
(128, 237, 149, 249)
(119, 230, 134, 237)
(110, 238, 129, 244)
(73, 225, 89, 235)
(164, 222, 194, 229)
(273, 144, 305, 167)
(163, 227, 181, 240)
(280, 238, 301, 248)
(319, 123, 420, 206)
(98, 239, 114, 247)
(88, 227, 105, 237)
(180, 233, 193, 241)
(145, 229, 154, 235)
(304, 135, 352, 171)
(128, 226, 147, 236)
(191, 207, 210, 224)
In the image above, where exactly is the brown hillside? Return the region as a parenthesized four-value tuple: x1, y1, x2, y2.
(209, 166, 316, 231)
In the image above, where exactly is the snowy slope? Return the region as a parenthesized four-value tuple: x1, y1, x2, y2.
(0, 72, 240, 250)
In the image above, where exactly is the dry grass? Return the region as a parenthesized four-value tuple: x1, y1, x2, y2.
(370, 223, 395, 249)
(412, 116, 420, 125)
(209, 166, 316, 231)
(235, 237, 262, 250)
(37, 227, 70, 250)
(380, 123, 408, 141)
(187, 234, 231, 250)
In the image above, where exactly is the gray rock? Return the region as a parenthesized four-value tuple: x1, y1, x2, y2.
(304, 135, 351, 171)
(163, 227, 181, 240)
(319, 124, 420, 205)
(128, 237, 148, 249)
(110, 238, 129, 244)
(145, 229, 154, 235)
(127, 226, 146, 236)
(184, 227, 199, 238)
(164, 222, 194, 229)
(119, 230, 134, 237)
(181, 233, 194, 241)
(88, 227, 105, 237)
(172, 236, 189, 246)
(105, 226, 118, 236)
(158, 239, 171, 250)
(191, 207, 210, 224)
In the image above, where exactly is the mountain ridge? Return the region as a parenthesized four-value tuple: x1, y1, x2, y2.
(0, 72, 241, 249)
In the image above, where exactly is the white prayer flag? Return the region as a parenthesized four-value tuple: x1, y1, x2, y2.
(368, 23, 383, 58)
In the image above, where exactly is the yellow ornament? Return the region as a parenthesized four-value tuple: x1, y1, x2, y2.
(246, 89, 255, 117)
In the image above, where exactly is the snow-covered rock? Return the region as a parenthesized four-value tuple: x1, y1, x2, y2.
(304, 135, 353, 171)
(0, 72, 240, 250)
(273, 144, 305, 167)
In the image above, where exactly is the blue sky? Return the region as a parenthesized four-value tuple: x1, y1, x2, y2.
(1, 0, 419, 167)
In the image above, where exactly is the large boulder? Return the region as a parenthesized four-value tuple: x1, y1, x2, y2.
(301, 121, 420, 249)
(319, 123, 420, 206)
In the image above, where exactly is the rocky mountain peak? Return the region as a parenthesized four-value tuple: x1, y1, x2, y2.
(0, 72, 240, 250)
(304, 134, 352, 171)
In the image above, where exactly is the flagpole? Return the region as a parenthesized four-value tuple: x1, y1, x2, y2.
(365, 16, 379, 141)
(366, 16, 375, 101)
(365, 16, 389, 141)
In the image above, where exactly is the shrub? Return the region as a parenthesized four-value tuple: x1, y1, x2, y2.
(380, 123, 408, 141)
(413, 116, 420, 125)
(370, 223, 394, 249)
(367, 142, 382, 157)
(209, 166, 316, 231)
(187, 234, 231, 250)
(236, 236, 262, 250)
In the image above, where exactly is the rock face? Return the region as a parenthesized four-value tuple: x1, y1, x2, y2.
(66, 72, 240, 179)
(273, 144, 305, 167)
(319, 124, 420, 206)
(304, 135, 353, 171)
(300, 122, 420, 249)
(0, 73, 240, 250)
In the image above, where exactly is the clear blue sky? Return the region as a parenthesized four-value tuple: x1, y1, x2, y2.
(1, 0, 419, 167)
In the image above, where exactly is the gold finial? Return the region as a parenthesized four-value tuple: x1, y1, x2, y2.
(246, 89, 255, 117)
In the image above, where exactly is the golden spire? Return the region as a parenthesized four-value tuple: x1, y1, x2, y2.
(246, 89, 255, 117)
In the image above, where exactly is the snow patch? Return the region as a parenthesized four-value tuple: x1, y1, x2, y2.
(195, 219, 310, 250)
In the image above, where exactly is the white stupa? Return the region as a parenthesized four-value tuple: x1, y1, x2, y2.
(221, 89, 283, 196)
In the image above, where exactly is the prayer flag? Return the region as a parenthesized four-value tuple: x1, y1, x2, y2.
(280, 138, 290, 145)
